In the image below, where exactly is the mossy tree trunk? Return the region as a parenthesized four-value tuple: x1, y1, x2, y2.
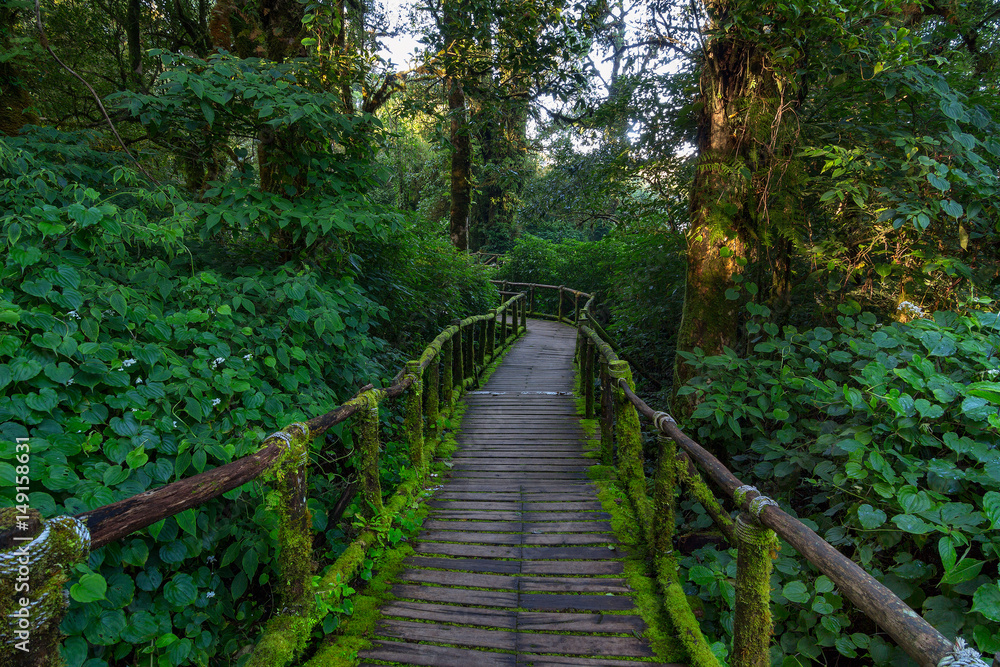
(673, 0, 801, 426)
(0, 2, 36, 137)
(448, 77, 471, 252)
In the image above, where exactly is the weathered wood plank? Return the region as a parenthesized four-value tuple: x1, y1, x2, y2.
(519, 546, 622, 559)
(414, 542, 520, 558)
(515, 632, 652, 656)
(423, 520, 524, 532)
(519, 560, 624, 575)
(399, 568, 518, 590)
(392, 584, 518, 607)
(518, 577, 629, 593)
(379, 601, 516, 628)
(516, 611, 644, 633)
(523, 521, 614, 532)
(522, 533, 615, 546)
(405, 556, 522, 574)
(420, 531, 521, 544)
(519, 593, 635, 612)
(377, 619, 516, 650)
(361, 640, 517, 667)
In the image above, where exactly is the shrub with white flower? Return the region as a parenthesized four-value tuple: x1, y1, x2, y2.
(897, 300, 925, 318)
(211, 398, 221, 407)
(243, 353, 253, 361)
(211, 356, 226, 369)
(121, 358, 137, 368)
(66, 310, 80, 319)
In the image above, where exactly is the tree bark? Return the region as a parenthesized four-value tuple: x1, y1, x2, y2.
(0, 3, 36, 136)
(449, 77, 471, 251)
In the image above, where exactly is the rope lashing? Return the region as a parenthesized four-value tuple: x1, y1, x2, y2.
(735, 512, 775, 546)
(265, 424, 310, 466)
(733, 484, 779, 519)
(937, 638, 989, 667)
(652, 411, 675, 431)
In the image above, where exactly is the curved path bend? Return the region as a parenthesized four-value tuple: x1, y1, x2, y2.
(358, 319, 682, 667)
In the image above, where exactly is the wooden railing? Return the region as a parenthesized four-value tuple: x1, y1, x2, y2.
(0, 293, 528, 667)
(494, 281, 985, 667)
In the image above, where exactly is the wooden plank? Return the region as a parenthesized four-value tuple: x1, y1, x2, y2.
(414, 542, 520, 558)
(360, 640, 516, 667)
(423, 520, 524, 532)
(432, 493, 521, 502)
(448, 472, 591, 481)
(377, 619, 516, 650)
(427, 500, 520, 510)
(405, 556, 521, 574)
(521, 512, 611, 521)
(518, 577, 629, 593)
(515, 632, 652, 657)
(430, 511, 523, 521)
(516, 612, 644, 633)
(399, 568, 518, 590)
(379, 601, 516, 628)
(523, 521, 614, 532)
(392, 584, 518, 607)
(519, 560, 624, 575)
(523, 533, 615, 546)
(420, 531, 520, 545)
(518, 593, 635, 612)
(520, 546, 621, 560)
(516, 655, 684, 667)
(523, 502, 605, 510)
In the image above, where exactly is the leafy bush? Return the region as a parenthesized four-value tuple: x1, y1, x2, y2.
(676, 298, 1000, 663)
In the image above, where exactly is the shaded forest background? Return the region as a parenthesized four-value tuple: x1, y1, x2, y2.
(1, 0, 1000, 664)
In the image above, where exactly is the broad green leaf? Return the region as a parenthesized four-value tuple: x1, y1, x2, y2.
(857, 504, 887, 529)
(70, 572, 107, 603)
(164, 573, 197, 606)
(892, 514, 934, 534)
(983, 491, 1000, 529)
(783, 580, 810, 604)
(176, 508, 197, 536)
(972, 583, 1000, 622)
(940, 558, 983, 585)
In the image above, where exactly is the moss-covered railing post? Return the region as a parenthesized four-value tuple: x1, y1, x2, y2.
(452, 320, 464, 399)
(350, 390, 385, 517)
(441, 334, 454, 410)
(487, 309, 496, 359)
(652, 431, 677, 556)
(425, 356, 440, 441)
(500, 303, 508, 345)
(573, 292, 580, 324)
(732, 509, 777, 667)
(247, 423, 315, 667)
(599, 356, 613, 465)
(584, 333, 595, 419)
(529, 285, 535, 315)
(557, 285, 564, 321)
(405, 361, 424, 471)
(464, 321, 475, 385)
(477, 318, 486, 368)
(519, 295, 527, 330)
(610, 360, 653, 543)
(1, 509, 90, 666)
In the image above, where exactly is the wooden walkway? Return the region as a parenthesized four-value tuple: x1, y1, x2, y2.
(358, 319, 679, 667)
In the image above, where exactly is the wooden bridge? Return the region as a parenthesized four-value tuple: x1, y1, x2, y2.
(359, 319, 678, 666)
(1, 283, 981, 667)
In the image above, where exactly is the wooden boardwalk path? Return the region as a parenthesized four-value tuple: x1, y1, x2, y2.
(358, 319, 680, 667)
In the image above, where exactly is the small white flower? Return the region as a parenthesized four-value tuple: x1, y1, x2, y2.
(206, 591, 216, 598)
(172, 420, 178, 427)
(243, 353, 253, 361)
(211, 357, 226, 369)
(988, 369, 999, 378)
(67, 378, 74, 385)
(136, 377, 143, 384)
(122, 358, 137, 368)
(66, 310, 80, 319)
(207, 307, 214, 315)
(211, 398, 221, 407)
(206, 556, 217, 564)
(897, 300, 925, 317)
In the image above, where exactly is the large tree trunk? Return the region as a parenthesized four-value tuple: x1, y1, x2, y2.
(470, 98, 527, 251)
(449, 78, 471, 251)
(0, 3, 36, 136)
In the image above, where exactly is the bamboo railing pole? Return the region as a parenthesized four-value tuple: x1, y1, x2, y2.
(425, 357, 440, 441)
(404, 361, 424, 471)
(599, 357, 613, 465)
(731, 513, 777, 667)
(441, 336, 453, 409)
(353, 391, 384, 517)
(452, 321, 464, 398)
(487, 309, 496, 359)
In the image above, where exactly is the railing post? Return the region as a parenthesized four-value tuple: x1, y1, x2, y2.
(425, 357, 440, 441)
(557, 286, 564, 321)
(500, 303, 508, 344)
(599, 357, 613, 465)
(578, 327, 589, 396)
(732, 512, 777, 667)
(584, 336, 595, 419)
(441, 334, 453, 409)
(452, 320, 464, 399)
(352, 391, 384, 517)
(520, 295, 527, 330)
(0, 509, 90, 664)
(477, 317, 486, 367)
(574, 292, 580, 324)
(652, 433, 677, 556)
(405, 361, 424, 471)
(487, 309, 496, 359)
(609, 360, 653, 541)
(464, 321, 475, 385)
(529, 285, 535, 315)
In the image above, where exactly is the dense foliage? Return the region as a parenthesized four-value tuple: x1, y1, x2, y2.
(676, 298, 1000, 663)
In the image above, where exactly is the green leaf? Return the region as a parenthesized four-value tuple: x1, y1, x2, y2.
(164, 573, 197, 606)
(109, 291, 127, 316)
(176, 508, 197, 536)
(972, 583, 1000, 622)
(783, 580, 811, 604)
(940, 558, 983, 585)
(688, 565, 717, 587)
(125, 446, 148, 469)
(103, 465, 129, 486)
(938, 537, 956, 571)
(892, 514, 934, 534)
(927, 173, 950, 192)
(815, 576, 834, 594)
(940, 199, 963, 218)
(857, 504, 887, 529)
(70, 572, 107, 603)
(983, 492, 1000, 529)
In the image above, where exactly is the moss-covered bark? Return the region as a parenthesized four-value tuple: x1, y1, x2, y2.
(441, 337, 454, 409)
(732, 513, 777, 667)
(610, 361, 653, 544)
(404, 361, 424, 471)
(347, 391, 385, 517)
(652, 435, 678, 557)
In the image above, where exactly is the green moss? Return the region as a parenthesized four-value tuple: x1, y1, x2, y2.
(609, 361, 653, 545)
(344, 391, 386, 518)
(731, 515, 777, 667)
(404, 361, 424, 472)
(678, 461, 735, 543)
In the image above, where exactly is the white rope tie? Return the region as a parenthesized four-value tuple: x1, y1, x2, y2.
(732, 484, 778, 519)
(652, 411, 676, 431)
(938, 638, 989, 667)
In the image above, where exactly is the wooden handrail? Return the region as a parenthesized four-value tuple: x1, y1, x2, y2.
(569, 310, 963, 666)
